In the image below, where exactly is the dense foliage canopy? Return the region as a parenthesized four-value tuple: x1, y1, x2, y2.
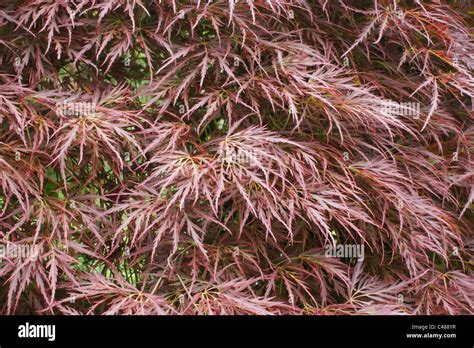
(0, 0, 472, 315)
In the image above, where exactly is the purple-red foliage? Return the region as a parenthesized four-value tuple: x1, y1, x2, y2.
(0, 0, 472, 315)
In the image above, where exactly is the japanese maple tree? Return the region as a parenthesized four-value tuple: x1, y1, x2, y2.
(0, 0, 472, 315)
